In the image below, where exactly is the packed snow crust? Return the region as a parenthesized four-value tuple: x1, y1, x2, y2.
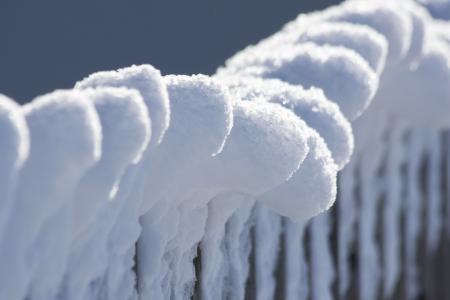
(0, 0, 449, 300)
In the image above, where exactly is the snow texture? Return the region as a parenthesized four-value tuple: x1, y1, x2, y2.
(284, 220, 308, 300)
(0, 95, 29, 238)
(76, 65, 169, 146)
(137, 74, 234, 300)
(75, 65, 169, 300)
(322, 1, 413, 62)
(254, 205, 282, 300)
(221, 76, 353, 169)
(260, 129, 337, 222)
(218, 42, 378, 121)
(296, 22, 388, 74)
(63, 87, 150, 300)
(337, 160, 357, 298)
(0, 90, 102, 300)
(1, 1, 450, 299)
(310, 212, 335, 300)
(419, 0, 450, 20)
(223, 200, 255, 300)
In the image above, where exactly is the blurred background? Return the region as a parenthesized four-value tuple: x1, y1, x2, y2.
(0, 0, 342, 103)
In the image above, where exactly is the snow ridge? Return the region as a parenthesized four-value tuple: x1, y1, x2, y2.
(0, 1, 449, 299)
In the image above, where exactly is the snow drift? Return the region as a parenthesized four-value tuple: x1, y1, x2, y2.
(0, 0, 449, 300)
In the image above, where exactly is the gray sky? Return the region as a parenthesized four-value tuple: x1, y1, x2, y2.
(0, 0, 342, 103)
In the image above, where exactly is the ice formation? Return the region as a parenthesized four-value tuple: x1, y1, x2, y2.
(218, 42, 378, 120)
(137, 74, 235, 300)
(63, 87, 150, 300)
(0, 90, 102, 300)
(75, 65, 170, 300)
(194, 98, 309, 300)
(0, 0, 449, 299)
(221, 76, 353, 169)
(0, 95, 29, 238)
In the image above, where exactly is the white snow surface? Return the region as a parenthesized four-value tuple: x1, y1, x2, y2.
(1, 0, 450, 299)
(221, 76, 353, 169)
(218, 42, 378, 120)
(0, 95, 29, 238)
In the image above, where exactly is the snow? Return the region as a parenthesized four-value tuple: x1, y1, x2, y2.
(431, 20, 450, 44)
(223, 200, 255, 300)
(200, 100, 309, 197)
(221, 76, 353, 169)
(195, 99, 310, 299)
(0, 90, 102, 300)
(381, 126, 405, 298)
(1, 1, 450, 299)
(424, 132, 443, 252)
(296, 22, 388, 74)
(337, 160, 357, 298)
(323, 1, 413, 62)
(322, 5, 450, 297)
(310, 212, 335, 300)
(0, 95, 29, 238)
(260, 130, 337, 222)
(75, 65, 169, 300)
(419, 0, 450, 20)
(200, 193, 245, 300)
(284, 220, 308, 300)
(75, 64, 169, 146)
(219, 43, 378, 120)
(62, 87, 150, 300)
(404, 131, 426, 300)
(254, 204, 282, 300)
(136, 74, 234, 300)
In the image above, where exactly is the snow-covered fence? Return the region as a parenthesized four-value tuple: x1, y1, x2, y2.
(0, 0, 449, 299)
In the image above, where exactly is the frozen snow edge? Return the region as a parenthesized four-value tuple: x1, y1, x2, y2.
(0, 0, 449, 299)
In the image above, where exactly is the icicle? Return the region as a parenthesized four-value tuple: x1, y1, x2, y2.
(200, 194, 245, 300)
(310, 212, 334, 300)
(137, 74, 234, 300)
(425, 130, 443, 253)
(137, 197, 175, 300)
(224, 200, 256, 300)
(337, 159, 356, 298)
(404, 130, 425, 300)
(382, 125, 405, 298)
(358, 146, 383, 300)
(447, 132, 450, 236)
(285, 220, 308, 300)
(167, 194, 211, 300)
(163, 99, 308, 300)
(255, 204, 282, 300)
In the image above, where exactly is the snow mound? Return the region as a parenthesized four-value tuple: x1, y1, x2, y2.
(2, 1, 450, 299)
(0, 95, 29, 236)
(221, 76, 353, 169)
(295, 22, 388, 74)
(261, 129, 337, 221)
(0, 90, 101, 300)
(323, 1, 413, 62)
(76, 64, 169, 147)
(219, 43, 378, 120)
(206, 100, 310, 196)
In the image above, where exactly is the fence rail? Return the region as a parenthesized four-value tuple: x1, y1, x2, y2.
(0, 1, 449, 299)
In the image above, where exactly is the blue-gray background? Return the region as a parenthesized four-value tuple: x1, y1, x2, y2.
(0, 0, 342, 103)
